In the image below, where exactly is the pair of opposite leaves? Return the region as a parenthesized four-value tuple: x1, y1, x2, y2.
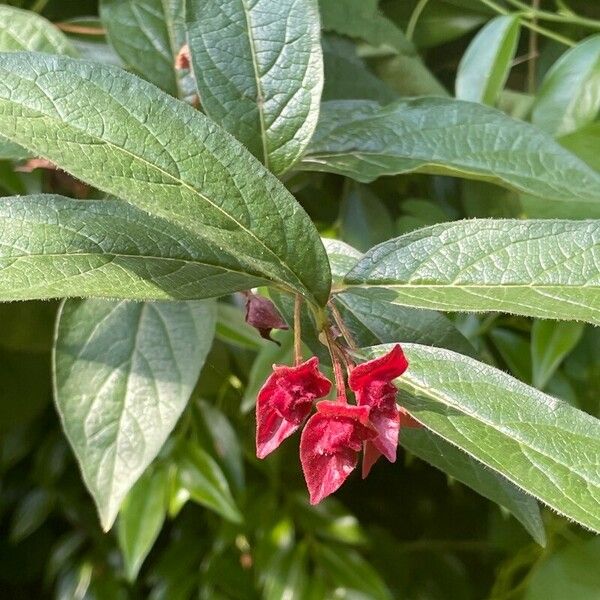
(255, 345, 419, 504)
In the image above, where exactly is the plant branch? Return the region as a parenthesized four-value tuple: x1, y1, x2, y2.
(406, 0, 430, 41)
(293, 294, 302, 366)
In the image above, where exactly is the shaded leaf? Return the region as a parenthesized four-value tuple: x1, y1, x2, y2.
(400, 428, 546, 545)
(118, 466, 169, 581)
(531, 320, 585, 390)
(177, 441, 242, 523)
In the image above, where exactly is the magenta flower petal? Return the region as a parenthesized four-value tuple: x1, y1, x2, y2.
(256, 357, 331, 459)
(300, 401, 376, 504)
(349, 345, 409, 473)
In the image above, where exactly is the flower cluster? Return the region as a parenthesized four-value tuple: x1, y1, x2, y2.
(256, 344, 415, 504)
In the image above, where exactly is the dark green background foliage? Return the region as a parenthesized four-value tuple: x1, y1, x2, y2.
(0, 0, 599, 598)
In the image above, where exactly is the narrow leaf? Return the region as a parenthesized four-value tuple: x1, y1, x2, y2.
(177, 441, 242, 523)
(186, 0, 324, 174)
(301, 99, 600, 204)
(345, 220, 600, 325)
(400, 428, 546, 545)
(0, 53, 331, 306)
(532, 35, 600, 137)
(456, 15, 520, 105)
(100, 0, 192, 98)
(531, 320, 585, 390)
(0, 195, 268, 301)
(53, 298, 216, 530)
(118, 466, 169, 581)
(367, 343, 600, 533)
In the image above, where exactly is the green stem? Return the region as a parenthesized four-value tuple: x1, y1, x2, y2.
(506, 0, 600, 30)
(406, 0, 430, 41)
(293, 294, 302, 366)
(479, 0, 576, 46)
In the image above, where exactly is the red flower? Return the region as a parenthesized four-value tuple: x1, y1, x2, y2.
(256, 357, 331, 459)
(300, 401, 377, 504)
(349, 345, 409, 477)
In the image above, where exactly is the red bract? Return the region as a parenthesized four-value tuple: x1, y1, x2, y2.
(300, 401, 377, 505)
(349, 345, 409, 477)
(256, 357, 331, 459)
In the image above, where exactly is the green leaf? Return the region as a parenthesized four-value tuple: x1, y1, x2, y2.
(176, 441, 242, 523)
(322, 35, 397, 103)
(344, 220, 600, 325)
(400, 428, 546, 545)
(335, 289, 476, 357)
(0, 53, 331, 306)
(53, 298, 216, 530)
(489, 328, 532, 382)
(186, 0, 323, 174)
(375, 53, 448, 97)
(340, 185, 394, 252)
(0, 5, 77, 55)
(532, 35, 600, 137)
(558, 122, 600, 173)
(531, 320, 585, 390)
(367, 343, 600, 533)
(315, 543, 393, 600)
(118, 466, 169, 581)
(455, 16, 520, 105)
(321, 238, 362, 284)
(0, 195, 270, 301)
(100, 0, 192, 98)
(301, 99, 600, 204)
(196, 400, 245, 492)
(524, 537, 600, 600)
(320, 0, 413, 55)
(9, 489, 55, 543)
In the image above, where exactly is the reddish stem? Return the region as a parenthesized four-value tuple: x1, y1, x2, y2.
(293, 295, 302, 366)
(324, 327, 347, 402)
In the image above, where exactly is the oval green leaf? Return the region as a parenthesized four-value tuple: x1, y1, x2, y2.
(367, 343, 600, 533)
(186, 0, 323, 174)
(0, 53, 331, 306)
(345, 220, 600, 325)
(53, 298, 216, 530)
(301, 98, 600, 204)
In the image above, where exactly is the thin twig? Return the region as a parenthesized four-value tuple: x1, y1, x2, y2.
(329, 302, 358, 351)
(528, 0, 540, 94)
(31, 0, 49, 14)
(324, 327, 347, 401)
(55, 23, 107, 35)
(479, 0, 576, 46)
(505, 0, 600, 30)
